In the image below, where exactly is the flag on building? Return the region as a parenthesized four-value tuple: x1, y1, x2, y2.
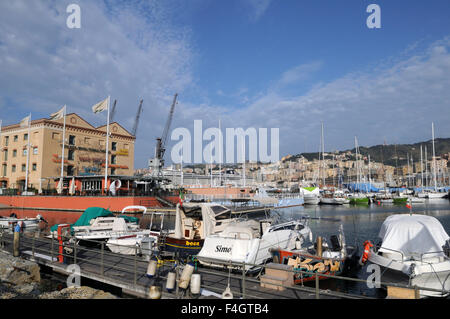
(92, 97, 109, 114)
(20, 115, 30, 128)
(49, 106, 66, 120)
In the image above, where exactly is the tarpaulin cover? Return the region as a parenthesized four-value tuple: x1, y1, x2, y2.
(378, 214, 450, 258)
(50, 207, 138, 233)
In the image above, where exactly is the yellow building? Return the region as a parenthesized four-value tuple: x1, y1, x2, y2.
(0, 113, 135, 191)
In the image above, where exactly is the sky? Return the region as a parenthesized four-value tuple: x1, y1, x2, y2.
(0, 0, 449, 168)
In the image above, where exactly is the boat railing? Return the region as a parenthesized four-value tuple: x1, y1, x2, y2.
(420, 251, 448, 263)
(376, 246, 405, 261)
(2, 230, 450, 299)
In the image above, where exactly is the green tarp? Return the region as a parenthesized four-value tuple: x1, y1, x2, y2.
(50, 207, 139, 233)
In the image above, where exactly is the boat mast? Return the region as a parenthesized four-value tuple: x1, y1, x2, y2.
(420, 145, 424, 189)
(321, 122, 325, 187)
(432, 122, 437, 191)
(425, 145, 428, 188)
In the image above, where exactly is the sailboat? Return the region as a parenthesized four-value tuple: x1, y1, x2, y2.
(427, 122, 446, 199)
(348, 136, 369, 205)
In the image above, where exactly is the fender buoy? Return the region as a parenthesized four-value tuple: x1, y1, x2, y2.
(359, 240, 373, 265)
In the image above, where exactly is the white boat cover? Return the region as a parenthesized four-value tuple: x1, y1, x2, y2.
(378, 214, 450, 258)
(174, 203, 217, 239)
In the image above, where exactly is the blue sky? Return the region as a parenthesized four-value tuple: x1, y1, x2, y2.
(0, 0, 450, 168)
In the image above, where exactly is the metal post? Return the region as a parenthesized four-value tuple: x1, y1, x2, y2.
(134, 245, 137, 286)
(74, 239, 77, 264)
(242, 262, 246, 298)
(32, 234, 35, 258)
(51, 232, 54, 261)
(101, 242, 104, 276)
(315, 274, 320, 299)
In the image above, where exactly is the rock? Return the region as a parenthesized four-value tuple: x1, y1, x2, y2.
(0, 252, 41, 285)
(39, 286, 118, 299)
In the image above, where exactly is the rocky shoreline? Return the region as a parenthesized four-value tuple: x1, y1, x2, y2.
(0, 251, 117, 299)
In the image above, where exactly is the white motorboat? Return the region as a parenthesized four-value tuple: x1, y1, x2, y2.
(73, 206, 140, 242)
(320, 191, 349, 205)
(301, 187, 321, 205)
(364, 214, 450, 298)
(0, 213, 46, 229)
(106, 206, 169, 256)
(196, 217, 312, 272)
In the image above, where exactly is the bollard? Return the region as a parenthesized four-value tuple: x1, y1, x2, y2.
(13, 231, 20, 257)
(166, 272, 176, 292)
(316, 236, 323, 257)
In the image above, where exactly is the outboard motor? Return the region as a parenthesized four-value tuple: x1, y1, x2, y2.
(443, 239, 450, 258)
(330, 235, 341, 252)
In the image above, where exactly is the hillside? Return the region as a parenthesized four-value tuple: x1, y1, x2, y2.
(289, 138, 450, 167)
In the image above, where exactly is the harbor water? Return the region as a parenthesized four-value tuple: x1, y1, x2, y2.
(1, 198, 450, 298)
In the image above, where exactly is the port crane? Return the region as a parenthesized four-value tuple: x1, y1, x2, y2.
(148, 93, 178, 178)
(131, 99, 144, 137)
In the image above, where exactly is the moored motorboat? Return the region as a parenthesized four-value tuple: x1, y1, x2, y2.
(196, 217, 312, 272)
(270, 225, 359, 284)
(362, 214, 450, 298)
(0, 213, 46, 229)
(106, 206, 168, 256)
(160, 202, 238, 258)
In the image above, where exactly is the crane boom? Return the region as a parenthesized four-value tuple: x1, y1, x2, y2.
(149, 93, 179, 178)
(132, 99, 144, 136)
(160, 93, 178, 157)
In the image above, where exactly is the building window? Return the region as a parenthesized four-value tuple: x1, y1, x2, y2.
(67, 165, 74, 176)
(24, 134, 28, 141)
(111, 168, 116, 175)
(52, 132, 60, 140)
(84, 137, 90, 145)
(32, 163, 37, 171)
(12, 165, 16, 173)
(111, 155, 117, 164)
(33, 147, 38, 155)
(2, 165, 6, 176)
(13, 135, 18, 142)
(21, 164, 26, 172)
(23, 149, 27, 156)
(3, 150, 7, 161)
(112, 142, 117, 151)
(69, 135, 75, 145)
(68, 149, 74, 161)
(12, 149, 17, 157)
(4, 136, 9, 146)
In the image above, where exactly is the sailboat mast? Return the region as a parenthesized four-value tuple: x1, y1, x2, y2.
(425, 145, 428, 188)
(322, 122, 325, 186)
(420, 145, 424, 188)
(432, 122, 437, 191)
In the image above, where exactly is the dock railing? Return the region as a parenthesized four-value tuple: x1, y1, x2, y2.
(0, 229, 449, 299)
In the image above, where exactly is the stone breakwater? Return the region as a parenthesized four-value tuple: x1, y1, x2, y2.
(0, 251, 117, 299)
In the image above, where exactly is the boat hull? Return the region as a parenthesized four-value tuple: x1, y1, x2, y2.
(162, 237, 204, 258)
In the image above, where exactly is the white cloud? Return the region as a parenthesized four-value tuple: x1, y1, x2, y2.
(176, 37, 450, 160)
(0, 0, 194, 168)
(244, 0, 272, 22)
